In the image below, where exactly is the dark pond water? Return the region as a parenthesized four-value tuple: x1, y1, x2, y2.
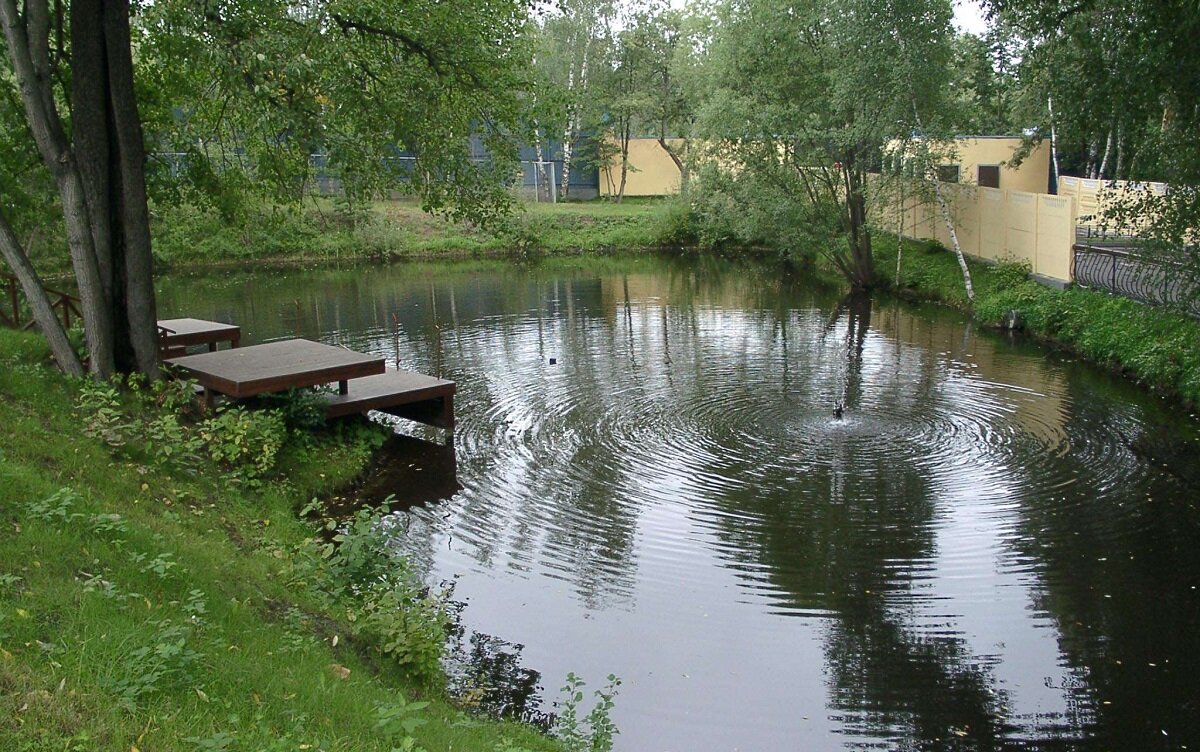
(158, 254, 1200, 751)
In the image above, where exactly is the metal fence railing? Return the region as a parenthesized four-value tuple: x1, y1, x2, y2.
(1073, 227, 1200, 317)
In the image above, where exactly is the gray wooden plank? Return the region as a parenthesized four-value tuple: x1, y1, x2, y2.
(320, 370, 456, 421)
(165, 339, 384, 397)
(158, 318, 241, 351)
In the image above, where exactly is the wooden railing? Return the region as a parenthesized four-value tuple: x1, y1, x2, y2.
(0, 270, 83, 331)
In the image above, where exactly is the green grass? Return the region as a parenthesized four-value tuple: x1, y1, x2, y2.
(0, 329, 562, 752)
(877, 237, 1200, 405)
(138, 197, 680, 272)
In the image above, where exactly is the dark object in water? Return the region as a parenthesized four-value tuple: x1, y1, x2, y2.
(833, 402, 844, 419)
(549, 357, 557, 365)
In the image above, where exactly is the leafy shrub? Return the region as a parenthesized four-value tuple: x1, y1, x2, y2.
(650, 198, 700, 247)
(104, 619, 203, 709)
(307, 501, 451, 685)
(253, 388, 329, 432)
(372, 693, 431, 744)
(197, 406, 287, 481)
(687, 164, 837, 265)
(355, 581, 449, 686)
(553, 673, 621, 752)
(78, 378, 136, 448)
(27, 487, 84, 523)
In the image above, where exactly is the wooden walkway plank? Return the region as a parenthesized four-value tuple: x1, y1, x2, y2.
(158, 318, 241, 357)
(165, 339, 385, 399)
(319, 370, 456, 429)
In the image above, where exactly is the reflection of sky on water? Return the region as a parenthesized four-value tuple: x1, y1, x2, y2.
(158, 258, 1200, 751)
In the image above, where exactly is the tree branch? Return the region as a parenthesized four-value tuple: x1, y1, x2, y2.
(330, 13, 444, 76)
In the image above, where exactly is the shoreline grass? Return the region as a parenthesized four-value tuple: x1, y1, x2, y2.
(876, 236, 1200, 407)
(0, 328, 563, 751)
(142, 198, 681, 273)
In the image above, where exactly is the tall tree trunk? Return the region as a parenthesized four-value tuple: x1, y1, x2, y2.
(560, 31, 591, 201)
(929, 176, 974, 301)
(616, 120, 631, 204)
(1097, 128, 1114, 180)
(1048, 96, 1061, 189)
(532, 121, 552, 202)
(2, 0, 158, 378)
(1114, 123, 1125, 180)
(909, 98, 973, 300)
(101, 0, 158, 377)
(843, 167, 873, 289)
(1086, 137, 1100, 179)
(1, 0, 114, 376)
(658, 136, 688, 196)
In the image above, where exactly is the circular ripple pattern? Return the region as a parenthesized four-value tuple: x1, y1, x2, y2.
(427, 305, 1166, 604)
(159, 261, 1200, 752)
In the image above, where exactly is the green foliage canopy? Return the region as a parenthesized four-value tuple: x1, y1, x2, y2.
(136, 0, 538, 228)
(694, 0, 958, 287)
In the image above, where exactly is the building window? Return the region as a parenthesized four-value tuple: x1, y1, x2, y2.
(978, 164, 1001, 188)
(937, 165, 961, 183)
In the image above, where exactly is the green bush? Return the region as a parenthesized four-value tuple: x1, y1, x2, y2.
(197, 406, 288, 480)
(304, 501, 451, 686)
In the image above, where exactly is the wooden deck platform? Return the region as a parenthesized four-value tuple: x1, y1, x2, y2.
(165, 338, 384, 402)
(164, 336, 455, 431)
(158, 317, 241, 358)
(319, 370, 456, 430)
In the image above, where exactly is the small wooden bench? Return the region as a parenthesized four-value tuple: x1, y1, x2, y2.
(319, 370, 455, 430)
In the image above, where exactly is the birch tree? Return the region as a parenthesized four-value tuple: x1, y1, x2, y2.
(698, 0, 956, 289)
(535, 0, 615, 199)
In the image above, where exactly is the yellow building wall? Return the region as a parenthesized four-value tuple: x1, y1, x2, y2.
(600, 138, 686, 197)
(1004, 190, 1039, 266)
(978, 188, 1006, 261)
(946, 137, 1051, 195)
(1059, 176, 1169, 231)
(947, 184, 981, 256)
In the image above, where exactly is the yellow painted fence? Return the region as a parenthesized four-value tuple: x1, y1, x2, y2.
(879, 181, 1078, 284)
(1057, 176, 1168, 230)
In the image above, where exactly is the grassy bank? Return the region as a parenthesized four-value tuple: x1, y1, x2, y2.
(145, 198, 681, 271)
(877, 237, 1200, 406)
(0, 329, 564, 751)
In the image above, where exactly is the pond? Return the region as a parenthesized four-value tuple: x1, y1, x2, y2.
(158, 254, 1200, 751)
